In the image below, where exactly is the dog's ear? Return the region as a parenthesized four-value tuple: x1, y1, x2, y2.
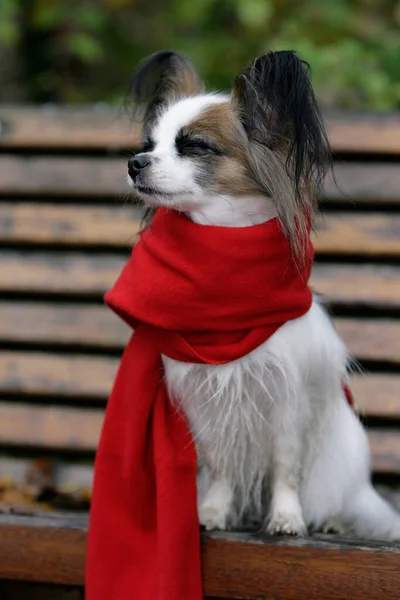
(232, 50, 330, 250)
(128, 51, 204, 133)
(232, 50, 330, 200)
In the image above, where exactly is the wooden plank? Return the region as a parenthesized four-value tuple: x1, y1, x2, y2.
(1, 302, 400, 366)
(0, 352, 118, 398)
(324, 164, 400, 203)
(1, 397, 398, 473)
(0, 251, 125, 296)
(0, 156, 128, 197)
(2, 203, 400, 256)
(369, 430, 400, 475)
(0, 302, 130, 348)
(335, 319, 400, 365)
(0, 202, 141, 247)
(0, 352, 399, 416)
(0, 403, 103, 452)
(2, 253, 400, 309)
(312, 264, 400, 309)
(1, 107, 400, 154)
(352, 375, 400, 419)
(0, 513, 87, 586)
(1, 513, 400, 599)
(325, 111, 400, 155)
(203, 531, 400, 600)
(0, 106, 141, 151)
(0, 352, 399, 470)
(314, 213, 400, 256)
(0, 350, 399, 413)
(0, 156, 399, 202)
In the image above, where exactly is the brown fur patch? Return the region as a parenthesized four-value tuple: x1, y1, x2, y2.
(184, 103, 263, 197)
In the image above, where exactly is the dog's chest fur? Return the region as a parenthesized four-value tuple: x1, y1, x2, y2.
(162, 301, 347, 522)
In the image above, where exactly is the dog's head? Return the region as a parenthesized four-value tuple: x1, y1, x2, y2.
(127, 50, 330, 248)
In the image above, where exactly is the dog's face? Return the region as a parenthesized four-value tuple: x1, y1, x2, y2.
(128, 50, 330, 246)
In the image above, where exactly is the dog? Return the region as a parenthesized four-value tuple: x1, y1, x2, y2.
(126, 49, 400, 539)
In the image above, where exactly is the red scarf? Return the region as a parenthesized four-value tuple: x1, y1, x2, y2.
(86, 208, 314, 600)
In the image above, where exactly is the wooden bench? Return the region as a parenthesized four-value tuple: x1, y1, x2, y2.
(0, 106, 400, 599)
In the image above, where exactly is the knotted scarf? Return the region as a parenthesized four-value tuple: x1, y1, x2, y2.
(86, 207, 315, 599)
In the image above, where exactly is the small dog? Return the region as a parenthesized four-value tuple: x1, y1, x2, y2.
(127, 50, 400, 539)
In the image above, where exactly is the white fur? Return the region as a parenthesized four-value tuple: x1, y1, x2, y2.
(164, 300, 400, 539)
(131, 94, 280, 226)
(132, 95, 400, 540)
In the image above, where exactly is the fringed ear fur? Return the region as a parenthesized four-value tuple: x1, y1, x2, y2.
(232, 50, 331, 252)
(127, 51, 204, 134)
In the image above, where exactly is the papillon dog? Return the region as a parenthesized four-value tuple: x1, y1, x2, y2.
(126, 50, 400, 539)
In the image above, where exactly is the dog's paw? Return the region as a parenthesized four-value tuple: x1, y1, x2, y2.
(321, 517, 346, 535)
(198, 479, 233, 531)
(199, 503, 228, 531)
(266, 510, 307, 536)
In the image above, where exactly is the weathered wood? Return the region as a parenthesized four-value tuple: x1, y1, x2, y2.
(1, 156, 400, 202)
(2, 203, 400, 257)
(0, 352, 118, 398)
(0, 366, 399, 472)
(2, 253, 400, 309)
(0, 252, 125, 295)
(312, 264, 400, 309)
(0, 349, 399, 412)
(0, 302, 130, 348)
(0, 106, 141, 151)
(351, 375, 400, 419)
(203, 530, 400, 600)
(0, 403, 103, 452)
(323, 163, 400, 203)
(0, 513, 87, 586)
(335, 319, 400, 364)
(324, 111, 400, 155)
(1, 513, 400, 599)
(0, 156, 128, 197)
(0, 202, 141, 247)
(1, 107, 400, 154)
(369, 430, 400, 475)
(1, 303, 400, 366)
(314, 213, 400, 256)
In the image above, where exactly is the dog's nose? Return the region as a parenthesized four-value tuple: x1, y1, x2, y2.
(128, 153, 152, 179)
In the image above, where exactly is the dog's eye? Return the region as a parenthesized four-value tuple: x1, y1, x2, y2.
(177, 139, 217, 157)
(142, 139, 154, 153)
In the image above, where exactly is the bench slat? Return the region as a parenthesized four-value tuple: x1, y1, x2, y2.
(0, 106, 141, 151)
(0, 352, 118, 398)
(1, 303, 400, 365)
(2, 203, 400, 256)
(314, 213, 400, 256)
(0, 202, 140, 247)
(0, 252, 124, 295)
(2, 253, 400, 309)
(0, 399, 397, 474)
(1, 107, 400, 154)
(0, 351, 398, 412)
(312, 264, 400, 309)
(1, 513, 400, 599)
(0, 353, 399, 472)
(0, 403, 102, 452)
(0, 302, 129, 348)
(0, 156, 399, 202)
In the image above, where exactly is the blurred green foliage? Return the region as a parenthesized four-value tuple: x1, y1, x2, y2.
(0, 0, 399, 108)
